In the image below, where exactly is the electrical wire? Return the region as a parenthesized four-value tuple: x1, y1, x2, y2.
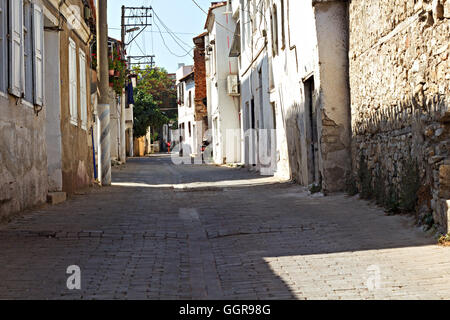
(190, 0, 235, 33)
(108, 27, 196, 35)
(152, 10, 192, 48)
(153, 18, 194, 58)
(152, 9, 194, 56)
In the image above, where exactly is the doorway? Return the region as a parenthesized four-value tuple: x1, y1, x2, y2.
(304, 77, 319, 185)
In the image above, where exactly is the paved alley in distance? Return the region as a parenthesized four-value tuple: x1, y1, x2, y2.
(0, 154, 449, 300)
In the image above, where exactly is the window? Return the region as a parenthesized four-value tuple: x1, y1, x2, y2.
(178, 83, 184, 105)
(251, 0, 256, 33)
(0, 0, 7, 93)
(32, 3, 44, 106)
(9, 0, 24, 97)
(1, 0, 43, 103)
(69, 38, 78, 125)
(188, 121, 191, 137)
(188, 90, 192, 108)
(23, 0, 32, 102)
(271, 4, 279, 57)
(212, 44, 216, 75)
(193, 124, 197, 149)
(250, 98, 255, 129)
(23, 1, 43, 105)
(79, 49, 87, 130)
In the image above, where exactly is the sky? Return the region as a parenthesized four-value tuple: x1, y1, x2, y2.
(107, 0, 216, 73)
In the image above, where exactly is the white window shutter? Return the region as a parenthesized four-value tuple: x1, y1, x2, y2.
(79, 49, 87, 130)
(68, 38, 78, 125)
(32, 3, 44, 106)
(0, 0, 6, 92)
(8, 0, 24, 97)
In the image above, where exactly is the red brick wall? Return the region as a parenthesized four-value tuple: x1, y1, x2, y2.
(193, 35, 207, 124)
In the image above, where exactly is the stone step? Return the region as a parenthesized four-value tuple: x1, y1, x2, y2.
(47, 192, 67, 205)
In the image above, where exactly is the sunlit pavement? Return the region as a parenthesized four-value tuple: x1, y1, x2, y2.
(0, 154, 449, 299)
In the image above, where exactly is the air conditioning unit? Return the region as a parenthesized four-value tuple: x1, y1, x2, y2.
(227, 75, 240, 96)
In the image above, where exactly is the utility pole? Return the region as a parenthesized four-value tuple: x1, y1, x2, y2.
(119, 5, 127, 164)
(121, 5, 125, 54)
(121, 6, 154, 70)
(127, 55, 156, 69)
(97, 0, 111, 186)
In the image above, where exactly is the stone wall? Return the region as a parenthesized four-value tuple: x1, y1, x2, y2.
(349, 0, 450, 232)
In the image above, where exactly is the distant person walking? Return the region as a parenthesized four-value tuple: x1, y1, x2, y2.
(167, 141, 171, 153)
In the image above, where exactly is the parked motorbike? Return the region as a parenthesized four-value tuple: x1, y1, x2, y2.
(201, 139, 212, 162)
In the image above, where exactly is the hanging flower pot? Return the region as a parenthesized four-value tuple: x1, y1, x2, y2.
(109, 69, 114, 76)
(109, 82, 114, 88)
(114, 70, 120, 77)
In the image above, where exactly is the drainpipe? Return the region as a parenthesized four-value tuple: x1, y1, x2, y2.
(97, 0, 111, 185)
(91, 126, 98, 180)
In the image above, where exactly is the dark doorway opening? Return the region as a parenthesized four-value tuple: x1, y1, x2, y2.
(304, 77, 319, 185)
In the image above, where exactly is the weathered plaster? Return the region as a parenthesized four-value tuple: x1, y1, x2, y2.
(0, 95, 48, 221)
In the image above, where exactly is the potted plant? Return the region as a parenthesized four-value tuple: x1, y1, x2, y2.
(108, 55, 114, 76)
(91, 53, 97, 70)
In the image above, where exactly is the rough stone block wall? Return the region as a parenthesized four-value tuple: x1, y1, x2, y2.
(349, 0, 450, 231)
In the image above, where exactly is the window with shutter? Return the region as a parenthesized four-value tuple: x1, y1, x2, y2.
(271, 4, 279, 57)
(68, 38, 78, 125)
(0, 0, 6, 93)
(79, 49, 87, 130)
(23, 0, 33, 103)
(8, 0, 24, 98)
(32, 3, 44, 106)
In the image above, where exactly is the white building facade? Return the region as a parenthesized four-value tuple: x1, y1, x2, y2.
(229, 0, 352, 192)
(205, 3, 241, 165)
(176, 64, 197, 156)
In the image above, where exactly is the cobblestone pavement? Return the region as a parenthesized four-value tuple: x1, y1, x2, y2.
(0, 154, 449, 300)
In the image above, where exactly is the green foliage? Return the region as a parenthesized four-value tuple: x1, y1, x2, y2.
(358, 154, 372, 199)
(399, 158, 420, 212)
(345, 172, 358, 196)
(132, 66, 177, 138)
(133, 88, 169, 138)
(91, 52, 97, 70)
(134, 66, 176, 106)
(170, 120, 178, 130)
(438, 233, 450, 245)
(420, 212, 434, 230)
(385, 183, 400, 213)
(373, 167, 386, 206)
(309, 183, 322, 194)
(108, 49, 127, 95)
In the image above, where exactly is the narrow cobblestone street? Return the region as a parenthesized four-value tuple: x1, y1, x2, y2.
(0, 155, 449, 300)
